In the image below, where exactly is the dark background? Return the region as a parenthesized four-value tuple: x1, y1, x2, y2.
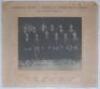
(18, 17, 82, 67)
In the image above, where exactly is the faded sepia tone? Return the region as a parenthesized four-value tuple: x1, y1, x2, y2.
(2, 1, 98, 87)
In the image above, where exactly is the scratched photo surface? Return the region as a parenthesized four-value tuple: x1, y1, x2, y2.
(18, 17, 82, 70)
